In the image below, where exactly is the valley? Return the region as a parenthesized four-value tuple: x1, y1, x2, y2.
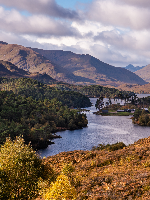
(0, 41, 150, 200)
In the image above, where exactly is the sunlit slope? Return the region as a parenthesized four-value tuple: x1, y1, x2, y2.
(0, 42, 146, 86)
(32, 48, 147, 86)
(135, 64, 150, 83)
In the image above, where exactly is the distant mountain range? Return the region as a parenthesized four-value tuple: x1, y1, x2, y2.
(124, 64, 145, 72)
(0, 41, 147, 86)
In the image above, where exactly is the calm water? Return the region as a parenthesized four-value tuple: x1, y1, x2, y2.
(39, 97, 150, 158)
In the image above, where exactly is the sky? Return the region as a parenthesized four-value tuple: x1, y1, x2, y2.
(0, 0, 150, 67)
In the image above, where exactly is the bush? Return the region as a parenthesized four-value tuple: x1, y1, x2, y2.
(0, 137, 44, 199)
(92, 142, 126, 151)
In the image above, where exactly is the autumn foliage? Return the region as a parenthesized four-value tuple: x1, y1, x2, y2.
(0, 137, 44, 199)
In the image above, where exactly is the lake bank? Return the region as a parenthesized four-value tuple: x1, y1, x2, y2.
(38, 98, 150, 158)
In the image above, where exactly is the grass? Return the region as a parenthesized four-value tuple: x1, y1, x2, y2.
(101, 112, 133, 116)
(95, 111, 133, 116)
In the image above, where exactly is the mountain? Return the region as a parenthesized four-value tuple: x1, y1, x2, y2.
(31, 48, 147, 86)
(124, 64, 145, 72)
(0, 60, 57, 84)
(0, 42, 147, 86)
(0, 43, 72, 83)
(0, 60, 29, 78)
(135, 64, 150, 83)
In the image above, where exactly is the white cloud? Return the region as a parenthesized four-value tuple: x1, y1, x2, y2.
(86, 0, 150, 30)
(0, 6, 80, 37)
(119, 0, 150, 8)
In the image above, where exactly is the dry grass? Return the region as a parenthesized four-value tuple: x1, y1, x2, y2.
(42, 137, 150, 199)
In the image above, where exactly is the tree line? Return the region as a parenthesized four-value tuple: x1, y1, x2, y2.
(0, 77, 91, 108)
(55, 84, 135, 98)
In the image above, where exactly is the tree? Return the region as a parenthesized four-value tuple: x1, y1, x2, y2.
(0, 137, 43, 200)
(95, 97, 104, 112)
(43, 174, 77, 200)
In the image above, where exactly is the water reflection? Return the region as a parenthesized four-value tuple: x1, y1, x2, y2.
(39, 98, 150, 158)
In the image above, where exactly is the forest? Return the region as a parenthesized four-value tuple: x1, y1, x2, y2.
(0, 91, 88, 149)
(0, 77, 91, 108)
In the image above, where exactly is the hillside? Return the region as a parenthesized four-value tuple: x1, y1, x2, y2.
(0, 60, 135, 99)
(0, 60, 57, 84)
(0, 43, 74, 83)
(0, 60, 29, 78)
(0, 42, 147, 86)
(135, 64, 150, 83)
(32, 48, 147, 86)
(115, 83, 150, 94)
(44, 136, 150, 199)
(0, 77, 91, 108)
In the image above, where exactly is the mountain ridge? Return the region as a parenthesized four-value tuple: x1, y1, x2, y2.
(0, 42, 147, 86)
(32, 48, 147, 86)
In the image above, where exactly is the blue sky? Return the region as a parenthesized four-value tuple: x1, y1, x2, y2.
(56, 0, 92, 9)
(0, 0, 150, 67)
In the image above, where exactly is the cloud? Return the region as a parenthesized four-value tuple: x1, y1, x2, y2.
(0, 0, 80, 19)
(86, 0, 150, 30)
(119, 0, 150, 8)
(0, 0, 150, 68)
(0, 7, 80, 37)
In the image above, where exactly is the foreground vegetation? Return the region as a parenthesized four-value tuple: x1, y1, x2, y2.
(0, 91, 88, 149)
(1, 136, 150, 199)
(42, 136, 150, 199)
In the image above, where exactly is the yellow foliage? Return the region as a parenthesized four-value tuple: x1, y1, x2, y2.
(0, 136, 43, 199)
(43, 174, 77, 200)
